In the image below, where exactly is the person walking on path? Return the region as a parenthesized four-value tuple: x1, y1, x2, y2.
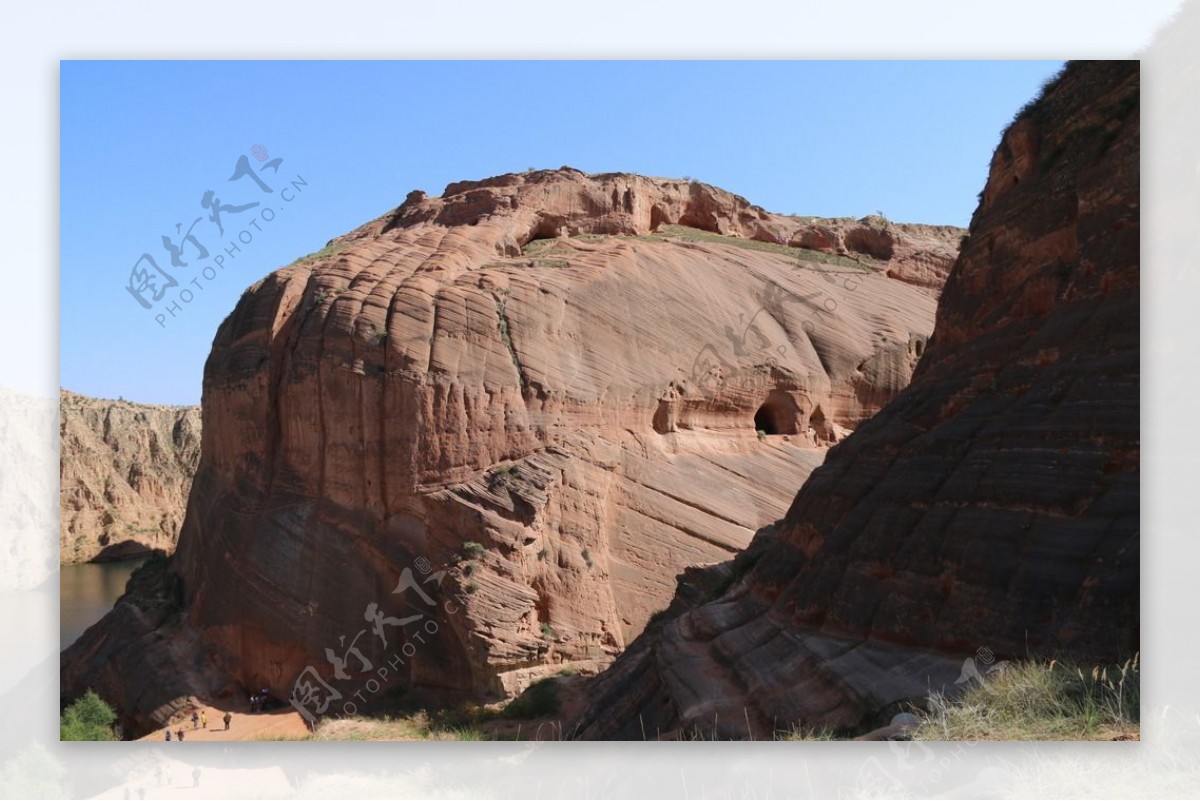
(176, 728, 185, 742)
(200, 710, 207, 729)
(223, 711, 232, 731)
(164, 730, 171, 742)
(191, 711, 199, 730)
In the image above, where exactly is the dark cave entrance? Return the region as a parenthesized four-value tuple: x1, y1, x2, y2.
(754, 404, 777, 434)
(754, 390, 800, 436)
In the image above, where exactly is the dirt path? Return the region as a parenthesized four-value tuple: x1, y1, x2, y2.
(136, 705, 310, 742)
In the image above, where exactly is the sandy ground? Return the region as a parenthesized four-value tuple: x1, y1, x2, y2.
(135, 705, 310, 742)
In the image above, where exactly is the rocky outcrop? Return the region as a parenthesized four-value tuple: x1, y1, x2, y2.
(793, 216, 959, 292)
(59, 390, 201, 563)
(59, 553, 239, 733)
(62, 169, 960, 734)
(572, 60, 1140, 740)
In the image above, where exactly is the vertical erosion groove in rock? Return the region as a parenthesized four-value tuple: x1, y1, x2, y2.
(571, 60, 1140, 740)
(62, 168, 964, 735)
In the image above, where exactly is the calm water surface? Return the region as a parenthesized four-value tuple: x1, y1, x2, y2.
(60, 559, 146, 650)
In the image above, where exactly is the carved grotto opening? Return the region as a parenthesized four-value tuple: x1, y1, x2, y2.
(753, 389, 801, 436)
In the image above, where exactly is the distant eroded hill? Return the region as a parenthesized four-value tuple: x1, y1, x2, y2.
(60, 390, 201, 563)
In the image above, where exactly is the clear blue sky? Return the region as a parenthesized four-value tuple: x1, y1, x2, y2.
(61, 60, 1063, 405)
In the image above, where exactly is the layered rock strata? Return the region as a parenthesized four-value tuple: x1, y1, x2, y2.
(572, 60, 1140, 739)
(63, 168, 961, 733)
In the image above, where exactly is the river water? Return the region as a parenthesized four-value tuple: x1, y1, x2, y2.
(60, 559, 146, 650)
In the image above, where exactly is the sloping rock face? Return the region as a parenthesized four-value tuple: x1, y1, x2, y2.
(59, 554, 232, 729)
(59, 390, 201, 563)
(793, 216, 958, 292)
(63, 169, 959, 733)
(572, 60, 1140, 740)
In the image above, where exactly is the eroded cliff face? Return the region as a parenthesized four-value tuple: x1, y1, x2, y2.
(62, 169, 960, 732)
(59, 390, 201, 563)
(572, 60, 1140, 740)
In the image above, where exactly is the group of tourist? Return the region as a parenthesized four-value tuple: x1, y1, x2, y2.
(162, 708, 232, 740)
(249, 688, 271, 713)
(159, 686, 271, 741)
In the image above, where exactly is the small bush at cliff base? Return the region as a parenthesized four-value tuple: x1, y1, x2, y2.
(503, 678, 561, 719)
(462, 541, 486, 559)
(60, 690, 118, 741)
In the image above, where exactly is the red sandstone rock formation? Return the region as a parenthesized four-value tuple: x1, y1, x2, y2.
(62, 169, 960, 734)
(571, 60, 1140, 740)
(59, 390, 201, 563)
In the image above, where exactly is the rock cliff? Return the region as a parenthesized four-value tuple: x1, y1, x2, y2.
(62, 169, 961, 734)
(59, 390, 201, 563)
(571, 60, 1140, 739)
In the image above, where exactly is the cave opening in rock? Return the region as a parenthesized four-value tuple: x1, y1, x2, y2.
(754, 390, 800, 436)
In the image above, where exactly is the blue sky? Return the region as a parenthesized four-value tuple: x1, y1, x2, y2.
(61, 60, 1063, 405)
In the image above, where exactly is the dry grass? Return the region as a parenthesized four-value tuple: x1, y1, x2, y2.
(303, 711, 485, 742)
(652, 224, 877, 272)
(916, 655, 1139, 741)
(262, 657, 1139, 743)
(254, 674, 582, 742)
(775, 724, 837, 741)
(291, 240, 355, 265)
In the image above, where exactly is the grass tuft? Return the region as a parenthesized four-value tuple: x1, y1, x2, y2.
(307, 711, 487, 742)
(916, 655, 1139, 741)
(651, 225, 876, 272)
(776, 723, 837, 741)
(292, 240, 354, 265)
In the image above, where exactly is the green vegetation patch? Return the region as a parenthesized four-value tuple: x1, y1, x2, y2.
(651, 225, 877, 273)
(60, 690, 118, 741)
(502, 678, 561, 719)
(292, 240, 355, 265)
